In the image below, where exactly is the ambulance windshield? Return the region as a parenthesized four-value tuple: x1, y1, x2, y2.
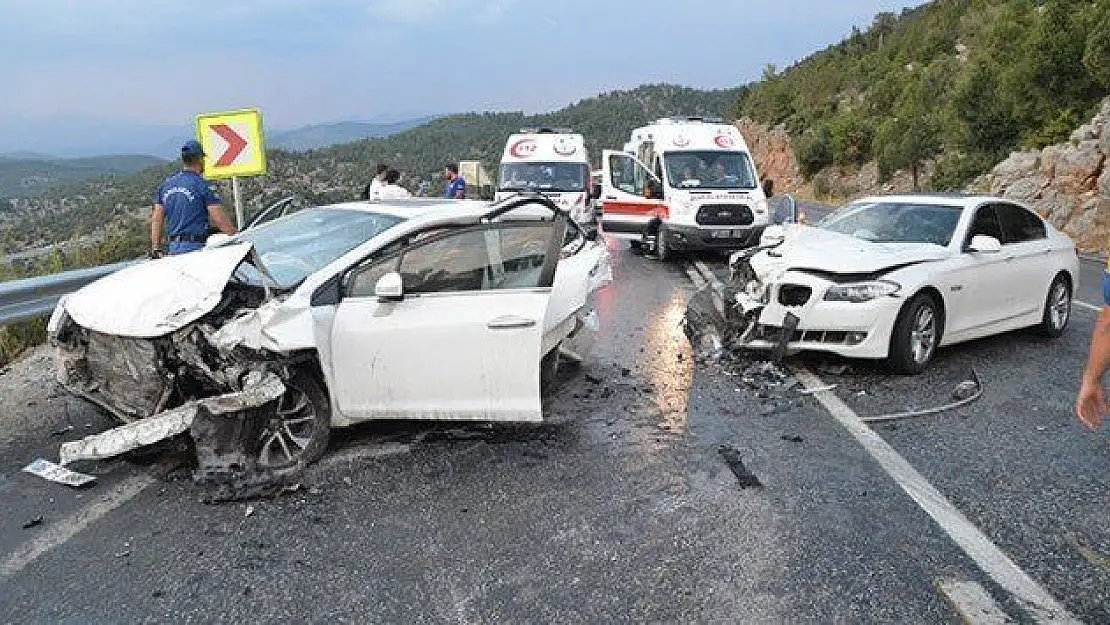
(664, 151, 757, 190)
(499, 162, 589, 193)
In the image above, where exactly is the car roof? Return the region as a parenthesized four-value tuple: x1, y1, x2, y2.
(851, 193, 1017, 208)
(319, 198, 492, 220)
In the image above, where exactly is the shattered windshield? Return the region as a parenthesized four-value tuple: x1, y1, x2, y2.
(231, 208, 405, 288)
(664, 151, 757, 189)
(499, 162, 589, 193)
(818, 202, 962, 246)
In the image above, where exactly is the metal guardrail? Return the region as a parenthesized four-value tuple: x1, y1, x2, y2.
(0, 260, 137, 326)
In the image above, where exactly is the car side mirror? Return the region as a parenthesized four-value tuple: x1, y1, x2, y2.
(967, 235, 1002, 254)
(375, 271, 404, 301)
(205, 233, 233, 248)
(590, 183, 602, 200)
(762, 178, 775, 198)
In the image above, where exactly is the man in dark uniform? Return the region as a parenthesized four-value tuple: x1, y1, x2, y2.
(151, 140, 237, 257)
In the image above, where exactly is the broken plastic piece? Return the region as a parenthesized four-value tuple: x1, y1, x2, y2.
(22, 458, 96, 487)
(57, 373, 285, 465)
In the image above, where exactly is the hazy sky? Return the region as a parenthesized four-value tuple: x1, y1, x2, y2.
(0, 0, 924, 128)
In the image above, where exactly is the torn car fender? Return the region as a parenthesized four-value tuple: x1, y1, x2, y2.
(210, 294, 317, 354)
(542, 242, 612, 333)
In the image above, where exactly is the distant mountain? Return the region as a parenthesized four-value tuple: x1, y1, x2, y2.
(269, 117, 438, 152)
(0, 154, 167, 199)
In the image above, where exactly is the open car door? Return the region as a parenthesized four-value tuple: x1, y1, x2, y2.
(599, 149, 666, 238)
(329, 216, 565, 423)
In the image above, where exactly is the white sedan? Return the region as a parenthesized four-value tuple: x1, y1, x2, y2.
(48, 196, 612, 469)
(729, 194, 1078, 373)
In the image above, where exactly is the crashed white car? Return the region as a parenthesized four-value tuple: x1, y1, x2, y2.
(729, 194, 1078, 373)
(48, 195, 612, 470)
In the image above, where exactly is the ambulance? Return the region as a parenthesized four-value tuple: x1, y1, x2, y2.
(495, 128, 599, 234)
(599, 117, 774, 260)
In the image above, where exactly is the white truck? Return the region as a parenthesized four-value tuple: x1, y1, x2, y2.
(495, 128, 599, 235)
(598, 117, 774, 260)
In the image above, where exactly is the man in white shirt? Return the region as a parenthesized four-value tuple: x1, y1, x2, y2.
(361, 164, 389, 200)
(378, 169, 413, 200)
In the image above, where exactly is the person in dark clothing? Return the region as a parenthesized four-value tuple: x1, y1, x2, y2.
(444, 163, 467, 199)
(151, 140, 237, 257)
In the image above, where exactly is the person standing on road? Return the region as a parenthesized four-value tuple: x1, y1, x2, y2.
(151, 140, 237, 257)
(361, 164, 389, 200)
(378, 169, 413, 200)
(1077, 268, 1110, 430)
(444, 163, 466, 199)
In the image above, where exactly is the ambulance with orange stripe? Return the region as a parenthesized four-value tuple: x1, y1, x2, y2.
(599, 117, 774, 260)
(495, 128, 599, 235)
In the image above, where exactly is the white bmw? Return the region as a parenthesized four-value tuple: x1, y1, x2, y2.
(48, 195, 612, 468)
(729, 194, 1079, 373)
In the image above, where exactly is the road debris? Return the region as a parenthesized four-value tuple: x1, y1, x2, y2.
(718, 444, 763, 489)
(780, 435, 804, 444)
(245, 505, 255, 518)
(799, 384, 838, 395)
(21, 458, 96, 487)
(21, 515, 44, 529)
(50, 425, 75, 437)
(859, 369, 983, 424)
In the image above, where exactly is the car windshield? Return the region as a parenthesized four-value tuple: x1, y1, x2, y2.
(231, 208, 405, 288)
(664, 151, 758, 189)
(817, 202, 963, 246)
(499, 162, 589, 193)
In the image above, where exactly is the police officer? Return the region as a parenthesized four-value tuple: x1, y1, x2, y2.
(151, 140, 237, 257)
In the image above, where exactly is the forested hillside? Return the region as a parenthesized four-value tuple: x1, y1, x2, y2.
(735, 0, 1110, 189)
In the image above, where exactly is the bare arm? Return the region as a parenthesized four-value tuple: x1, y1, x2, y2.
(207, 204, 239, 235)
(1077, 306, 1110, 429)
(151, 204, 165, 251)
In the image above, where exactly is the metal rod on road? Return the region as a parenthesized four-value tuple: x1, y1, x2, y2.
(232, 176, 244, 229)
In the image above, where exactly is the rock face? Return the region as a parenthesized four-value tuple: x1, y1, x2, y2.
(734, 119, 803, 193)
(981, 98, 1110, 253)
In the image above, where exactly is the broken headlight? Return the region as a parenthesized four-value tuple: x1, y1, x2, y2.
(823, 280, 900, 303)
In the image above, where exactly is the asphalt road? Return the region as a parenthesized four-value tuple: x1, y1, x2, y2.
(0, 234, 1108, 623)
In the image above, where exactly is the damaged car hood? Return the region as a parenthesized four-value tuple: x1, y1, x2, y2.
(63, 243, 254, 338)
(767, 226, 950, 275)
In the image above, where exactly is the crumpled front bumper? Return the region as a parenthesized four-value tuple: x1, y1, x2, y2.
(730, 270, 904, 360)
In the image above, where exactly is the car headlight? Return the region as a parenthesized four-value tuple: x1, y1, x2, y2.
(823, 280, 900, 303)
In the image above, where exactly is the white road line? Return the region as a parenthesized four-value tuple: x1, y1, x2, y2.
(937, 580, 1016, 625)
(692, 259, 726, 292)
(1075, 300, 1102, 313)
(0, 473, 155, 579)
(794, 368, 1081, 625)
(683, 263, 708, 290)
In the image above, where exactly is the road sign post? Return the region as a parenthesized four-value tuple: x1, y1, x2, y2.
(195, 108, 267, 228)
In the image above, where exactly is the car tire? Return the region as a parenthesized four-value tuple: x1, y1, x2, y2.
(887, 293, 942, 375)
(1037, 274, 1072, 338)
(629, 239, 645, 255)
(540, 347, 560, 396)
(256, 369, 331, 469)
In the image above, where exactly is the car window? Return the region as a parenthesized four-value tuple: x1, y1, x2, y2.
(609, 154, 654, 196)
(965, 204, 1004, 245)
(818, 202, 962, 245)
(996, 203, 1046, 243)
(346, 223, 556, 297)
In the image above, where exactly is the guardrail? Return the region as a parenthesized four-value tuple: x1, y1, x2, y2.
(0, 260, 137, 326)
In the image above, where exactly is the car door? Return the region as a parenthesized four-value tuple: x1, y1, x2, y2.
(329, 220, 563, 423)
(600, 150, 666, 236)
(996, 201, 1052, 316)
(944, 203, 1014, 335)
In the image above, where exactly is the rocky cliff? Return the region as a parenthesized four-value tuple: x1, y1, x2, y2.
(978, 99, 1110, 254)
(733, 119, 803, 194)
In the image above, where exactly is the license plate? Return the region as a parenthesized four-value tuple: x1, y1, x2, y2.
(710, 230, 733, 239)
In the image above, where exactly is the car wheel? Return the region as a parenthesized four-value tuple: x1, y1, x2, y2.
(540, 347, 560, 396)
(888, 293, 941, 375)
(256, 369, 331, 469)
(629, 239, 644, 255)
(1037, 274, 1072, 338)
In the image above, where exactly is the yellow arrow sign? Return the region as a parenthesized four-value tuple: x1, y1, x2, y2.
(196, 108, 267, 180)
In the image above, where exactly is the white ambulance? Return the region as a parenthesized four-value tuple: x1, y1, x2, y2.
(599, 117, 774, 260)
(495, 128, 598, 234)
